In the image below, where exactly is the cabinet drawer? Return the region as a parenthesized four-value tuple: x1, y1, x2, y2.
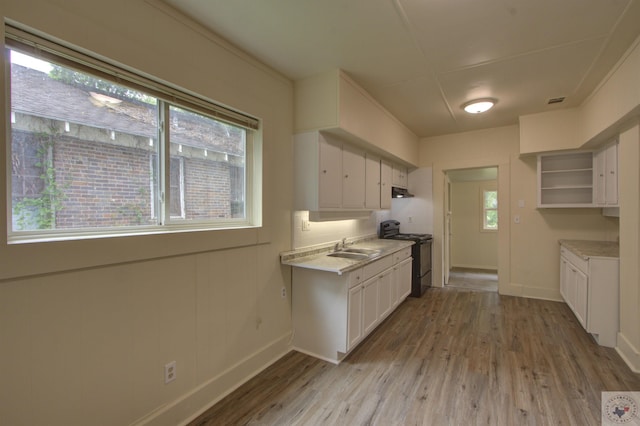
(363, 255, 393, 281)
(560, 246, 588, 273)
(393, 247, 412, 264)
(349, 268, 364, 288)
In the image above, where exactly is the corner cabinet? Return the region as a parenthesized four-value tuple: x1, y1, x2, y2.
(559, 242, 619, 347)
(292, 247, 412, 363)
(537, 152, 594, 207)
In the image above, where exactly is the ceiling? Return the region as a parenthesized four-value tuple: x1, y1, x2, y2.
(163, 0, 640, 138)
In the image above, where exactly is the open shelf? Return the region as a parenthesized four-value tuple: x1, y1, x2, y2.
(538, 152, 593, 207)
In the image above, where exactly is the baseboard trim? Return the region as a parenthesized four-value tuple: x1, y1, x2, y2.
(132, 333, 292, 426)
(616, 332, 640, 373)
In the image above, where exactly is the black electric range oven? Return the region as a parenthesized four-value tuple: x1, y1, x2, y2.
(379, 220, 432, 297)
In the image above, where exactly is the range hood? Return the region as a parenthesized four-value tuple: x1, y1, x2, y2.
(392, 186, 414, 198)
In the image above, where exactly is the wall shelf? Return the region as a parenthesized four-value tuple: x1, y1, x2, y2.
(537, 152, 594, 207)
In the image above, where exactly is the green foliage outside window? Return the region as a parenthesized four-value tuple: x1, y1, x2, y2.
(483, 190, 498, 230)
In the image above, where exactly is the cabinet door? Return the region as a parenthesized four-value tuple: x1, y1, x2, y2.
(365, 153, 381, 209)
(342, 144, 366, 208)
(362, 277, 379, 335)
(574, 269, 588, 329)
(594, 141, 619, 207)
(560, 256, 569, 302)
(392, 164, 408, 188)
(604, 142, 618, 206)
(347, 284, 363, 350)
(398, 258, 413, 300)
(318, 136, 342, 208)
(593, 148, 606, 206)
(380, 160, 392, 209)
(377, 269, 393, 320)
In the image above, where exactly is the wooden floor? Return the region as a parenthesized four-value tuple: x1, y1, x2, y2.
(447, 267, 498, 292)
(189, 287, 640, 426)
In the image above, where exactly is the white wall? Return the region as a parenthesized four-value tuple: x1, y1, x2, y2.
(292, 210, 379, 249)
(0, 1, 293, 424)
(450, 180, 498, 270)
(420, 125, 618, 300)
(391, 167, 434, 234)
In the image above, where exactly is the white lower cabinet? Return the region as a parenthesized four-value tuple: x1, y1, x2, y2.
(347, 283, 363, 349)
(292, 247, 412, 363)
(559, 244, 618, 347)
(396, 257, 413, 303)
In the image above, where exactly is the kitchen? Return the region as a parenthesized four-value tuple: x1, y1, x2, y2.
(1, 1, 640, 425)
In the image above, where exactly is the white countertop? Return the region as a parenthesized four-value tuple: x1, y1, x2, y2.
(280, 239, 414, 275)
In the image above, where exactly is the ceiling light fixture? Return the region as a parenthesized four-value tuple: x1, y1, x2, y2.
(462, 98, 496, 114)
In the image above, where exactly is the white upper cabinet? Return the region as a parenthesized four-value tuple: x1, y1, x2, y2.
(318, 134, 343, 209)
(392, 163, 408, 188)
(594, 140, 618, 207)
(342, 144, 366, 209)
(295, 131, 367, 211)
(380, 160, 392, 210)
(537, 152, 594, 208)
(365, 153, 381, 210)
(537, 142, 619, 209)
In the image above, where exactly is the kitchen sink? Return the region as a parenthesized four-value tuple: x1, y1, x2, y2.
(327, 252, 370, 260)
(327, 247, 382, 260)
(340, 248, 381, 255)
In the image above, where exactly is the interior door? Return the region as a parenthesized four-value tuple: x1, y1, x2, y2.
(443, 173, 452, 285)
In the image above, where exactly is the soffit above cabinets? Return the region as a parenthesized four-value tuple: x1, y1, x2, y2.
(163, 0, 640, 138)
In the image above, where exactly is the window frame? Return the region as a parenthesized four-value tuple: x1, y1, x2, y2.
(481, 188, 498, 232)
(5, 25, 261, 244)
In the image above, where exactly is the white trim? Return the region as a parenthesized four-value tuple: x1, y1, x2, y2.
(616, 332, 640, 373)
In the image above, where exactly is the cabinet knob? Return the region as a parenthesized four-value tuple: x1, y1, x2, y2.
(323, 170, 327, 174)
(344, 174, 349, 178)
(610, 171, 615, 174)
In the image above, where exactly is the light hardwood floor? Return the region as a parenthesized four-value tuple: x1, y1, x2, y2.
(190, 287, 640, 425)
(447, 267, 498, 292)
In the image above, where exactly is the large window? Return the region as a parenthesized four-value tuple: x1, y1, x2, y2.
(6, 26, 260, 242)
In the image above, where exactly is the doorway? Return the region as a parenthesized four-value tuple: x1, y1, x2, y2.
(444, 167, 499, 292)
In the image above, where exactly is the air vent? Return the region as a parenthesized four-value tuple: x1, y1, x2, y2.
(547, 97, 566, 105)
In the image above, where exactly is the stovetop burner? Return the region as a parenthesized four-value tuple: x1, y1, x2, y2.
(388, 233, 432, 241)
(379, 220, 431, 241)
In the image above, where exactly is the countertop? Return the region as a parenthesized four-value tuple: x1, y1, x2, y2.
(559, 239, 619, 259)
(280, 239, 414, 275)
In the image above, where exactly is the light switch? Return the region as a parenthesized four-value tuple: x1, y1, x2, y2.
(518, 200, 525, 208)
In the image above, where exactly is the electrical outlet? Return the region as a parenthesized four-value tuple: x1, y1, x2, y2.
(164, 361, 176, 384)
(302, 220, 311, 231)
(281, 287, 287, 299)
